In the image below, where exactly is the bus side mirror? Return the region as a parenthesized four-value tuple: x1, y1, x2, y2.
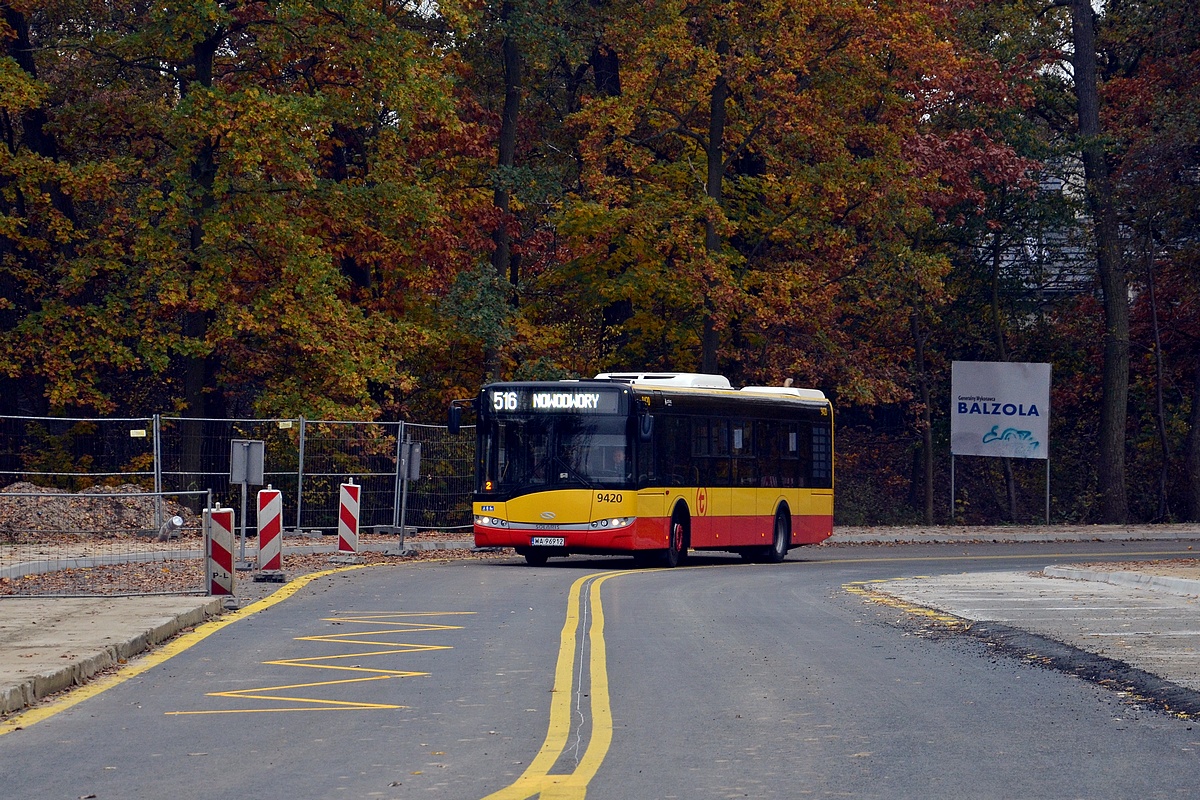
(448, 404, 462, 435)
(638, 414, 654, 442)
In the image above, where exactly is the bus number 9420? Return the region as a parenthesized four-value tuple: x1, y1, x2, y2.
(596, 493, 623, 503)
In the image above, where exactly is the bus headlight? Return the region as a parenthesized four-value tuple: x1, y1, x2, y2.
(591, 517, 633, 529)
(475, 515, 509, 528)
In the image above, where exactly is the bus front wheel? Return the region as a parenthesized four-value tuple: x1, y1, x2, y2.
(662, 518, 687, 568)
(518, 548, 550, 567)
(638, 514, 687, 568)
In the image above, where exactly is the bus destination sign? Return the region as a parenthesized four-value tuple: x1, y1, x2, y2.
(490, 388, 621, 414)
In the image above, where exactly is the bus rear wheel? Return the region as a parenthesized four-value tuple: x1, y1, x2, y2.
(763, 508, 789, 563)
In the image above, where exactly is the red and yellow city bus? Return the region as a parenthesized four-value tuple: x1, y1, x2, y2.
(449, 373, 833, 566)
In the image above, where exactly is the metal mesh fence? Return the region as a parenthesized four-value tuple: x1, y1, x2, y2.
(0, 416, 156, 490)
(0, 489, 210, 597)
(158, 417, 302, 522)
(0, 415, 476, 543)
(403, 423, 476, 531)
(297, 420, 403, 531)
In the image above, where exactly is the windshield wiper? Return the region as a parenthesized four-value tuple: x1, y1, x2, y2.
(552, 455, 594, 488)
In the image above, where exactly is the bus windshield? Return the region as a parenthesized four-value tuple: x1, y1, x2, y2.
(480, 415, 631, 494)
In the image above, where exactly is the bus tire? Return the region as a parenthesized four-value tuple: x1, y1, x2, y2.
(639, 510, 688, 568)
(519, 548, 549, 567)
(661, 515, 688, 568)
(763, 507, 789, 564)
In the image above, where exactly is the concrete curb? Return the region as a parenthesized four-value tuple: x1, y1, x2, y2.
(1043, 566, 1200, 597)
(1, 598, 222, 716)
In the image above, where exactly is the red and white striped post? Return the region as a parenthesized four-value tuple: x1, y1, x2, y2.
(338, 480, 360, 554)
(256, 486, 283, 573)
(205, 505, 235, 596)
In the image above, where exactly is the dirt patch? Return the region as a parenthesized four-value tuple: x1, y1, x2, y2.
(0, 482, 201, 541)
(1068, 558, 1200, 580)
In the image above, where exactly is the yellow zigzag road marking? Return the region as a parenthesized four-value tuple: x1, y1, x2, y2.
(322, 611, 475, 628)
(0, 565, 368, 735)
(167, 611, 473, 716)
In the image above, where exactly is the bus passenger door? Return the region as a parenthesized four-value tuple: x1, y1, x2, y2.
(729, 420, 763, 547)
(690, 484, 729, 548)
(692, 419, 731, 548)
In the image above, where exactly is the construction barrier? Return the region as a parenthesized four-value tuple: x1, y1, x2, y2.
(338, 481, 360, 553)
(206, 505, 235, 596)
(257, 487, 283, 572)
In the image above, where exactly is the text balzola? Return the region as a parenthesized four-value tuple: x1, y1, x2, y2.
(957, 400, 1040, 417)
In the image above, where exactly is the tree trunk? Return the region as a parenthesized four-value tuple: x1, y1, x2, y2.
(181, 36, 221, 420)
(988, 221, 1019, 521)
(486, 3, 521, 381)
(1071, 0, 1129, 522)
(1186, 353, 1200, 521)
(1143, 246, 1170, 520)
(178, 34, 223, 500)
(701, 41, 729, 374)
(910, 312, 934, 524)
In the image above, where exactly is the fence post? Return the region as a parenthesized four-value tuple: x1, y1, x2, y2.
(153, 413, 163, 530)
(398, 419, 412, 532)
(296, 416, 306, 532)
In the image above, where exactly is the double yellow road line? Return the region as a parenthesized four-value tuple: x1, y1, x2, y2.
(482, 570, 627, 800)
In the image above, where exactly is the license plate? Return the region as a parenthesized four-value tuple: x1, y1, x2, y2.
(531, 536, 565, 547)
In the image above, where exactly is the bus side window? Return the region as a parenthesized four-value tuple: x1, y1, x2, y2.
(636, 422, 655, 483)
(709, 419, 730, 486)
(757, 420, 781, 488)
(732, 420, 756, 486)
(657, 416, 691, 486)
(809, 421, 833, 488)
(781, 423, 800, 487)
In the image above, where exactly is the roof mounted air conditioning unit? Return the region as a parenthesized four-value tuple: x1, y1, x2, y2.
(594, 372, 732, 389)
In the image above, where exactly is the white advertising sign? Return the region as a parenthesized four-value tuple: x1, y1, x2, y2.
(951, 361, 1050, 460)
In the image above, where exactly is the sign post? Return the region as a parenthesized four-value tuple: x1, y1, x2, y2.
(230, 439, 265, 570)
(950, 361, 1052, 522)
(396, 439, 421, 546)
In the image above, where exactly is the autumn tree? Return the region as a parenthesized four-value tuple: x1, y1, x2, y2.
(0, 0, 491, 419)
(1102, 0, 1200, 519)
(554, 0, 1032, 411)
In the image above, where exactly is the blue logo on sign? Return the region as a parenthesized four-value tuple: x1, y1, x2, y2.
(481, 505, 495, 512)
(981, 425, 1039, 450)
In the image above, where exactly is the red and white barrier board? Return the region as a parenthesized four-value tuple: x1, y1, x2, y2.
(338, 482, 360, 553)
(257, 487, 283, 572)
(206, 506, 235, 596)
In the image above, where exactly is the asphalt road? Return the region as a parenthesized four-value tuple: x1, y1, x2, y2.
(2, 542, 1198, 800)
